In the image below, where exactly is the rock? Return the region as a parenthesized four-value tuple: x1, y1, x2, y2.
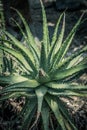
(7, 27, 22, 40)
(29, 0, 55, 9)
(56, 0, 87, 10)
(3, 0, 31, 39)
(3, 0, 31, 27)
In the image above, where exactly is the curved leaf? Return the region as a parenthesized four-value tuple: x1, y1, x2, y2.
(46, 82, 87, 91)
(57, 98, 77, 130)
(0, 79, 39, 94)
(35, 86, 47, 113)
(48, 89, 87, 97)
(21, 99, 37, 130)
(11, 19, 40, 69)
(52, 64, 87, 81)
(41, 101, 50, 130)
(51, 13, 64, 46)
(0, 74, 28, 84)
(56, 45, 87, 70)
(0, 44, 33, 72)
(12, 8, 40, 56)
(51, 14, 83, 70)
(48, 13, 65, 69)
(45, 95, 66, 130)
(3, 32, 37, 73)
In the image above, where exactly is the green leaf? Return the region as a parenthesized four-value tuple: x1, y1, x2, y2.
(51, 13, 64, 46)
(39, 0, 50, 72)
(0, 92, 21, 101)
(52, 64, 87, 81)
(29, 86, 48, 130)
(14, 9, 40, 69)
(4, 32, 34, 60)
(66, 54, 83, 69)
(56, 45, 87, 70)
(40, 43, 47, 71)
(64, 119, 74, 130)
(0, 74, 28, 84)
(41, 101, 50, 130)
(12, 19, 40, 68)
(0, 89, 36, 101)
(53, 13, 65, 55)
(0, 44, 33, 73)
(45, 95, 66, 130)
(0, 88, 33, 95)
(21, 99, 37, 130)
(3, 57, 13, 73)
(46, 82, 87, 91)
(48, 89, 87, 97)
(51, 15, 83, 70)
(0, 91, 35, 102)
(3, 32, 38, 73)
(35, 86, 47, 114)
(57, 98, 77, 130)
(11, 8, 40, 56)
(77, 57, 87, 66)
(0, 79, 39, 94)
(48, 13, 65, 68)
(12, 19, 40, 69)
(40, 0, 50, 56)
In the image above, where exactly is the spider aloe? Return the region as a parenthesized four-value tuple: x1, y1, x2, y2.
(0, 0, 87, 130)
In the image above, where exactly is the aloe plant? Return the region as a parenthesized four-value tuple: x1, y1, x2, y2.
(0, 0, 87, 130)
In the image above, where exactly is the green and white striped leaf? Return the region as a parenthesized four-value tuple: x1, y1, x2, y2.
(48, 89, 87, 97)
(51, 15, 83, 70)
(3, 33, 38, 74)
(48, 13, 65, 68)
(45, 95, 66, 130)
(52, 64, 87, 81)
(57, 98, 77, 130)
(0, 79, 39, 95)
(40, 43, 47, 71)
(39, 0, 50, 72)
(41, 101, 50, 130)
(0, 92, 21, 101)
(40, 0, 50, 56)
(13, 19, 40, 69)
(56, 45, 87, 70)
(66, 54, 83, 68)
(46, 82, 87, 91)
(4, 32, 34, 60)
(0, 45, 32, 72)
(51, 12, 64, 46)
(35, 86, 47, 114)
(12, 8, 40, 56)
(0, 74, 28, 84)
(21, 99, 37, 130)
(53, 13, 65, 55)
(0, 91, 35, 102)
